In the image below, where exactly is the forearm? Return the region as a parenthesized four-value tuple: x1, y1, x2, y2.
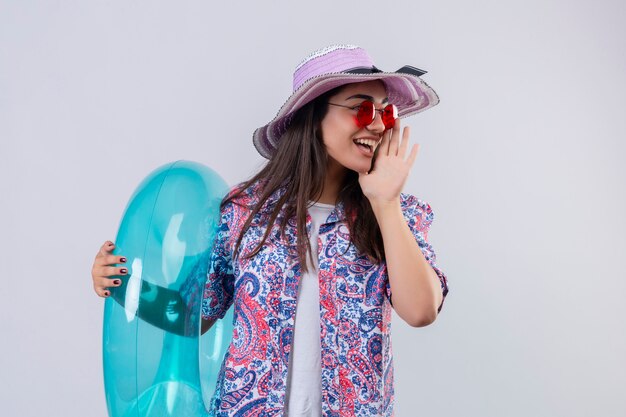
(371, 199, 443, 327)
(111, 281, 194, 336)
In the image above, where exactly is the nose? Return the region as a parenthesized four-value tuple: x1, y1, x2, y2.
(365, 110, 386, 134)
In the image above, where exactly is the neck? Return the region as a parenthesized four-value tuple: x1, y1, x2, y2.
(317, 162, 347, 205)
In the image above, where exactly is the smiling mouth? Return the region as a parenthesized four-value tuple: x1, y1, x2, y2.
(353, 138, 381, 154)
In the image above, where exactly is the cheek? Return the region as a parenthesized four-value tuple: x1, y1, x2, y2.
(321, 115, 354, 149)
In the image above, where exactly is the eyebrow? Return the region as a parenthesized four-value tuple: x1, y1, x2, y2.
(344, 94, 389, 104)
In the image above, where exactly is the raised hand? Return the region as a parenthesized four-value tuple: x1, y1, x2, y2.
(358, 118, 419, 206)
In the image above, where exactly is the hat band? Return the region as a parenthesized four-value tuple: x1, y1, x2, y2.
(346, 65, 428, 77)
(345, 66, 383, 74)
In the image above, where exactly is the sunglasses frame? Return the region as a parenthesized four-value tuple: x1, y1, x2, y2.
(328, 100, 398, 130)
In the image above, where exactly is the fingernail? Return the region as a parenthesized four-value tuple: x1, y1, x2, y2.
(113, 279, 121, 285)
(120, 257, 127, 263)
(104, 291, 110, 297)
(120, 268, 127, 274)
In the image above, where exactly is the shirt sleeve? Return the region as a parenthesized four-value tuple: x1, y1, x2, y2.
(201, 201, 236, 321)
(387, 194, 449, 314)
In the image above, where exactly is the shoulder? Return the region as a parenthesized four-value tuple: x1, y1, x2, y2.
(214, 183, 261, 248)
(220, 180, 264, 215)
(226, 180, 264, 206)
(224, 178, 289, 215)
(218, 179, 279, 229)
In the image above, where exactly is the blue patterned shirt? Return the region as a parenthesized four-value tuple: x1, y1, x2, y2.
(201, 181, 448, 416)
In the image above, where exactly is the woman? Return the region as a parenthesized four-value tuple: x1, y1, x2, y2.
(92, 44, 449, 417)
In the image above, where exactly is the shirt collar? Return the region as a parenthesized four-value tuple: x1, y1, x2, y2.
(325, 200, 346, 224)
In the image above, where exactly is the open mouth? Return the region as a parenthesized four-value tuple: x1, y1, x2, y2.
(353, 138, 380, 155)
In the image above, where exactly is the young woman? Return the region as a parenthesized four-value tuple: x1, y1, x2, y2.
(92, 44, 449, 417)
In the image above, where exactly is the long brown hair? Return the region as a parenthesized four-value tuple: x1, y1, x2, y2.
(223, 86, 385, 271)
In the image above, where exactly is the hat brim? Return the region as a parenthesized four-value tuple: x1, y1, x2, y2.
(253, 71, 440, 159)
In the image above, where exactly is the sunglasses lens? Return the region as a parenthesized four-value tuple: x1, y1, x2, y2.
(382, 104, 398, 129)
(356, 100, 375, 127)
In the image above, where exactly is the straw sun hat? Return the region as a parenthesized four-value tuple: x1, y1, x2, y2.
(252, 44, 439, 159)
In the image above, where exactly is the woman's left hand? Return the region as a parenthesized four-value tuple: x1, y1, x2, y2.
(358, 119, 419, 206)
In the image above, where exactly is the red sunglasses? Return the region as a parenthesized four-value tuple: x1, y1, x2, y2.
(328, 100, 398, 130)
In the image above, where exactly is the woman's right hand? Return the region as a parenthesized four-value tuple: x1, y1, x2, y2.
(92, 240, 128, 298)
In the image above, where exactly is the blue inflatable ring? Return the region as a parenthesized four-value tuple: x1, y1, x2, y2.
(102, 160, 233, 417)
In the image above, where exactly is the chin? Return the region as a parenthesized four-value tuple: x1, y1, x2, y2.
(344, 159, 372, 174)
(327, 153, 372, 175)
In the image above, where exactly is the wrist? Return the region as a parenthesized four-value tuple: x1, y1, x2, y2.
(369, 197, 402, 218)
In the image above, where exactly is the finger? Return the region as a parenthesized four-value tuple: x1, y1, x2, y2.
(376, 130, 388, 157)
(93, 278, 121, 292)
(95, 276, 124, 289)
(406, 143, 420, 168)
(95, 287, 111, 298)
(100, 254, 127, 266)
(388, 119, 401, 156)
(98, 241, 115, 257)
(398, 126, 411, 158)
(94, 276, 124, 297)
(367, 147, 379, 174)
(91, 265, 128, 286)
(99, 265, 128, 278)
(93, 280, 114, 298)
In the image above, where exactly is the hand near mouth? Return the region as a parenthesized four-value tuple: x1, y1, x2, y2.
(358, 119, 419, 208)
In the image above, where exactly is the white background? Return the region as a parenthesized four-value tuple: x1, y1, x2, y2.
(1, 1, 624, 416)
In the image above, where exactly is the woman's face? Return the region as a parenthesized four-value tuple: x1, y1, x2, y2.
(320, 80, 388, 176)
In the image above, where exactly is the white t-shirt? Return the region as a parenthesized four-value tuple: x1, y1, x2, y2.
(284, 202, 335, 417)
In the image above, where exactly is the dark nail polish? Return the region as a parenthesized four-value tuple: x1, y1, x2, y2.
(113, 280, 121, 285)
(120, 257, 127, 263)
(120, 268, 127, 274)
(104, 292, 109, 296)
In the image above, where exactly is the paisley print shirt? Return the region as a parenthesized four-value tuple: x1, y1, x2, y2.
(201, 181, 449, 417)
